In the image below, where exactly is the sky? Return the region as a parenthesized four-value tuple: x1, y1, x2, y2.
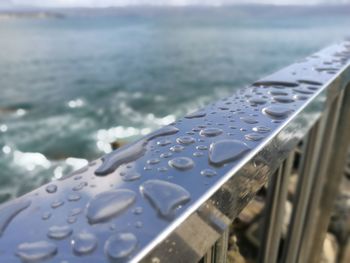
(1, 0, 350, 8)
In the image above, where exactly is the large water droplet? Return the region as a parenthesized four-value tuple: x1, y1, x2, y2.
(176, 136, 195, 145)
(168, 157, 194, 171)
(121, 171, 141, 182)
(105, 232, 137, 259)
(140, 179, 191, 217)
(253, 80, 299, 87)
(185, 111, 206, 119)
(263, 106, 292, 119)
(46, 184, 57, 194)
(86, 189, 136, 224)
(240, 117, 258, 124)
(67, 193, 81, 202)
(252, 126, 271, 133)
(209, 140, 250, 165)
(199, 128, 223, 137)
(273, 95, 295, 103)
(16, 241, 57, 262)
(95, 126, 179, 176)
(200, 169, 217, 177)
(245, 133, 265, 141)
(95, 140, 146, 176)
(170, 145, 184, 152)
(0, 199, 31, 236)
(47, 225, 73, 240)
(72, 232, 98, 255)
(298, 79, 323, 86)
(293, 87, 314, 95)
(248, 97, 267, 105)
(51, 200, 64, 209)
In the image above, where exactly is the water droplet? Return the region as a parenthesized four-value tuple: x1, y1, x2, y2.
(157, 140, 171, 146)
(72, 182, 87, 191)
(253, 80, 299, 87)
(147, 158, 160, 165)
(298, 79, 323, 86)
(70, 208, 83, 216)
(293, 87, 314, 94)
(16, 241, 57, 262)
(185, 111, 206, 119)
(263, 106, 292, 119)
(42, 212, 51, 220)
(252, 126, 271, 133)
(105, 232, 137, 259)
(200, 169, 217, 177)
(160, 152, 173, 158)
(193, 152, 203, 157)
(46, 184, 57, 194)
(132, 206, 143, 215)
(196, 145, 208, 150)
(176, 136, 195, 145)
(294, 94, 309, 101)
(199, 128, 223, 137)
(72, 232, 97, 255)
(86, 189, 136, 224)
(67, 193, 81, 202)
(245, 133, 265, 141)
(157, 167, 168, 172)
(168, 157, 194, 170)
(47, 225, 73, 240)
(268, 89, 289, 96)
(240, 117, 258, 124)
(51, 200, 64, 209)
(273, 95, 295, 103)
(95, 126, 179, 176)
(170, 145, 184, 152)
(140, 179, 191, 217)
(248, 97, 267, 105)
(135, 221, 143, 228)
(67, 216, 77, 224)
(121, 171, 141, 182)
(209, 140, 250, 165)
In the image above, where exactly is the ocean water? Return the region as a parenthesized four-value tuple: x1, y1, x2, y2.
(0, 5, 350, 203)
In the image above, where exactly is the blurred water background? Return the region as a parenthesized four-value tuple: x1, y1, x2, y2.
(0, 5, 350, 203)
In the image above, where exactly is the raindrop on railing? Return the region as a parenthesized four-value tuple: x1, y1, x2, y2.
(86, 189, 136, 224)
(209, 140, 250, 165)
(72, 232, 97, 255)
(47, 225, 73, 240)
(16, 241, 57, 262)
(140, 179, 191, 218)
(105, 232, 137, 259)
(168, 157, 194, 171)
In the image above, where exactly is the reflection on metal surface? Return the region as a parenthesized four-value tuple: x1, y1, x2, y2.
(0, 42, 349, 262)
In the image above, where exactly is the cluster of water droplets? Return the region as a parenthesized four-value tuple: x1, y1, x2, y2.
(1, 42, 350, 262)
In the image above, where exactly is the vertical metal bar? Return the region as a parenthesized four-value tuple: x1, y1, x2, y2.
(258, 153, 294, 263)
(308, 85, 350, 262)
(297, 94, 342, 262)
(213, 228, 230, 263)
(281, 117, 327, 263)
(203, 247, 213, 263)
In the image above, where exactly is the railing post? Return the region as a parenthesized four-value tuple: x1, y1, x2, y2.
(281, 117, 328, 263)
(308, 84, 350, 262)
(258, 153, 294, 263)
(297, 92, 344, 262)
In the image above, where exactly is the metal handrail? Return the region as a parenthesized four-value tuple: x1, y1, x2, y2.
(0, 42, 350, 263)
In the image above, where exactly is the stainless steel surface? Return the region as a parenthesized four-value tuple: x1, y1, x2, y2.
(259, 153, 294, 263)
(308, 84, 350, 263)
(281, 119, 325, 263)
(0, 42, 350, 263)
(297, 94, 343, 262)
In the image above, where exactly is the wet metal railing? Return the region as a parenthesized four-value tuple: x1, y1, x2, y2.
(0, 42, 350, 263)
